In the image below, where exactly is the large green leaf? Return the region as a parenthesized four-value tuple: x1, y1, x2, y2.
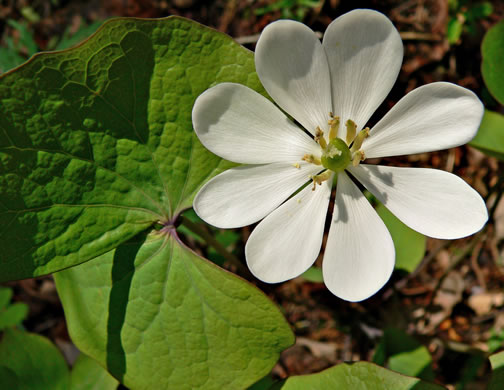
(481, 19, 504, 105)
(376, 204, 426, 273)
(489, 351, 504, 390)
(70, 353, 118, 390)
(0, 328, 70, 390)
(270, 362, 444, 389)
(54, 232, 294, 390)
(0, 16, 263, 281)
(470, 110, 504, 161)
(3, 15, 293, 389)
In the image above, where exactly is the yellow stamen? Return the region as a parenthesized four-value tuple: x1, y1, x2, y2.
(302, 154, 321, 165)
(352, 151, 365, 166)
(345, 119, 357, 144)
(310, 170, 332, 190)
(350, 127, 370, 153)
(328, 114, 340, 141)
(293, 163, 301, 169)
(314, 127, 327, 149)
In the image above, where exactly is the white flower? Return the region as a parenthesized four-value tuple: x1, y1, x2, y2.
(191, 9, 488, 302)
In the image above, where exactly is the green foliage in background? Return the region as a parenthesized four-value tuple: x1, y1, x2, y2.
(489, 351, 504, 390)
(0, 328, 70, 390)
(481, 19, 504, 105)
(269, 362, 443, 390)
(373, 328, 434, 381)
(470, 110, 504, 161)
(255, 0, 321, 21)
(0, 327, 119, 390)
(0, 287, 28, 330)
(446, 0, 493, 44)
(375, 203, 426, 273)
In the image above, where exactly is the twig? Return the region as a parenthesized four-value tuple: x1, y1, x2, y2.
(470, 240, 486, 290)
(234, 31, 323, 45)
(179, 216, 250, 277)
(234, 30, 440, 46)
(427, 232, 485, 306)
(399, 31, 443, 41)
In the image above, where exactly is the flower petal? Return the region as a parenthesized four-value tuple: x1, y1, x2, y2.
(194, 162, 322, 228)
(255, 20, 332, 136)
(349, 164, 488, 239)
(323, 9, 403, 141)
(192, 83, 320, 164)
(245, 177, 332, 283)
(323, 172, 395, 302)
(362, 82, 484, 158)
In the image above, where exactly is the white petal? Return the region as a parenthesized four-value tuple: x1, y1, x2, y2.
(192, 83, 320, 164)
(194, 162, 322, 228)
(245, 177, 332, 283)
(349, 164, 488, 239)
(362, 82, 484, 158)
(323, 9, 403, 141)
(255, 20, 332, 136)
(323, 172, 395, 302)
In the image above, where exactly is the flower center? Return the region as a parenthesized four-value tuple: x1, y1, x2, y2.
(300, 113, 370, 190)
(321, 138, 351, 172)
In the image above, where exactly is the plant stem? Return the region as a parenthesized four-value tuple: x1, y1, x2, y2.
(179, 216, 251, 277)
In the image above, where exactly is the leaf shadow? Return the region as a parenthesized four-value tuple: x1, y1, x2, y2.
(106, 232, 146, 383)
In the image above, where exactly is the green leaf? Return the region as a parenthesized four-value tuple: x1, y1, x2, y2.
(3, 15, 293, 389)
(373, 328, 434, 381)
(0, 303, 29, 330)
(0, 328, 69, 390)
(70, 353, 118, 390)
(55, 21, 104, 51)
(300, 266, 323, 283)
(54, 232, 294, 390)
(270, 362, 444, 389)
(376, 204, 426, 273)
(6, 20, 39, 56)
(0, 286, 28, 330)
(466, 2, 493, 21)
(0, 366, 19, 390)
(0, 286, 13, 308)
(0, 47, 26, 74)
(470, 110, 504, 160)
(482, 19, 504, 105)
(0, 16, 263, 281)
(447, 17, 464, 44)
(489, 351, 504, 390)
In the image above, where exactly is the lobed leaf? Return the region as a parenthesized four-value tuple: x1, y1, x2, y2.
(0, 16, 263, 280)
(55, 232, 294, 390)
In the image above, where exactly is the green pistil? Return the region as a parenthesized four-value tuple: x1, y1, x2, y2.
(321, 138, 351, 173)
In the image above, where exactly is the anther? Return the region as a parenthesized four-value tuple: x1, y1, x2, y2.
(314, 127, 327, 149)
(352, 151, 365, 166)
(302, 154, 321, 165)
(350, 127, 370, 153)
(310, 170, 332, 190)
(345, 119, 357, 144)
(328, 114, 340, 141)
